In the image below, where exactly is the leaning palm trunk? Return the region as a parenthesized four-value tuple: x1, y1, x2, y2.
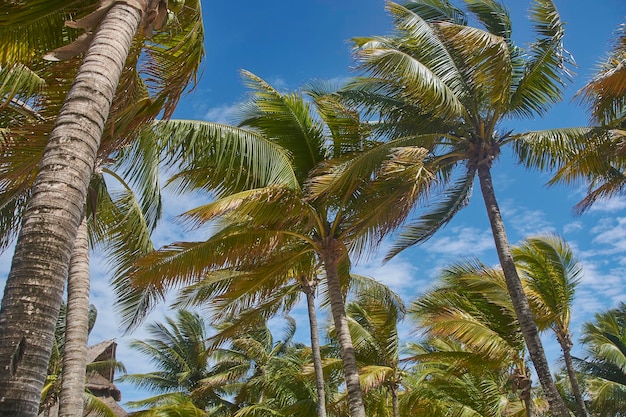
(0, 3, 144, 415)
(559, 333, 588, 417)
(319, 239, 366, 417)
(58, 218, 90, 417)
(476, 163, 570, 417)
(303, 281, 328, 417)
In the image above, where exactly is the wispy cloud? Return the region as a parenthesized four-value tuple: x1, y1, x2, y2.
(422, 226, 494, 257)
(203, 103, 241, 124)
(588, 196, 626, 213)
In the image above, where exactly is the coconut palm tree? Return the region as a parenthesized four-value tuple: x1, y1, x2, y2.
(409, 259, 538, 416)
(329, 279, 405, 417)
(575, 303, 626, 416)
(399, 337, 528, 417)
(0, 0, 204, 412)
(313, 2, 575, 414)
(122, 71, 435, 417)
(119, 310, 233, 414)
(513, 234, 587, 417)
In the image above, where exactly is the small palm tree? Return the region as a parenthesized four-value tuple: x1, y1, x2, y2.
(339, 279, 405, 417)
(400, 337, 528, 417)
(513, 234, 587, 417)
(409, 259, 537, 416)
(119, 310, 232, 413)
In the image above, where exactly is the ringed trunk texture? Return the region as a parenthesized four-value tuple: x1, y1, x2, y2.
(319, 239, 366, 417)
(476, 164, 570, 417)
(559, 332, 588, 417)
(0, 4, 143, 416)
(303, 283, 328, 417)
(59, 218, 90, 417)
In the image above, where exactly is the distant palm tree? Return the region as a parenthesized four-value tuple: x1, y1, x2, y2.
(119, 310, 232, 414)
(340, 279, 405, 417)
(400, 337, 528, 417)
(409, 259, 537, 417)
(314, 2, 575, 414)
(575, 303, 626, 416)
(513, 235, 587, 417)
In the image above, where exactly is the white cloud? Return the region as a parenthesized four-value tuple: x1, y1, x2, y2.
(563, 220, 583, 234)
(422, 226, 494, 257)
(588, 196, 626, 213)
(203, 103, 240, 124)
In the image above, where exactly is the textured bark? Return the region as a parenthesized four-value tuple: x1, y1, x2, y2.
(476, 163, 570, 417)
(559, 332, 588, 417)
(391, 384, 398, 417)
(0, 4, 143, 416)
(319, 238, 366, 417)
(58, 218, 90, 417)
(303, 282, 327, 417)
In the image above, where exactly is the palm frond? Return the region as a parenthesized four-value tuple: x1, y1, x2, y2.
(509, 0, 574, 117)
(385, 168, 474, 261)
(156, 119, 298, 193)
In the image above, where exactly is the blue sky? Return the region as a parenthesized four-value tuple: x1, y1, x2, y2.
(1, 0, 626, 408)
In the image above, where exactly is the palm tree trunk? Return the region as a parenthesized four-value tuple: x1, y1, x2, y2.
(476, 163, 570, 417)
(391, 384, 399, 417)
(58, 218, 90, 417)
(0, 3, 143, 415)
(319, 239, 366, 417)
(559, 332, 588, 417)
(303, 280, 328, 417)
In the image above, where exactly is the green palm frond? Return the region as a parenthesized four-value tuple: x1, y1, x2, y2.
(512, 234, 580, 330)
(82, 392, 121, 417)
(385, 168, 474, 261)
(0, 0, 96, 64)
(0, 63, 46, 113)
(142, 0, 204, 119)
(464, 0, 512, 41)
(238, 70, 327, 183)
(509, 0, 574, 117)
(434, 21, 512, 110)
(156, 119, 298, 193)
(354, 25, 467, 120)
(513, 127, 598, 172)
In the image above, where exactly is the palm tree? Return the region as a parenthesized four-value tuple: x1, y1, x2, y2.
(399, 337, 529, 417)
(512, 234, 587, 417)
(409, 259, 537, 416)
(119, 310, 232, 413)
(0, 1, 204, 413)
(123, 71, 432, 417)
(314, 2, 575, 414)
(336, 279, 405, 417)
(575, 303, 626, 416)
(169, 251, 331, 417)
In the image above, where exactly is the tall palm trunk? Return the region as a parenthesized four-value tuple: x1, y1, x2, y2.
(302, 280, 328, 417)
(558, 331, 588, 417)
(58, 218, 90, 417)
(319, 238, 366, 417)
(476, 163, 570, 417)
(0, 3, 144, 415)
